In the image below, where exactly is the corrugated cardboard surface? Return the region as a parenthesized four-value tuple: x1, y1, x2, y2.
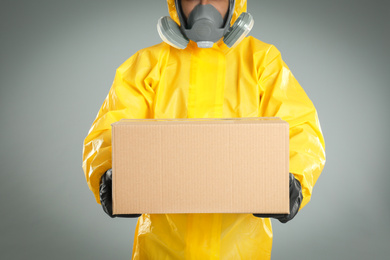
(112, 118, 289, 214)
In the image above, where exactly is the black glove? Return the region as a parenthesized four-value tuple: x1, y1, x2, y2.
(99, 168, 142, 218)
(253, 173, 303, 223)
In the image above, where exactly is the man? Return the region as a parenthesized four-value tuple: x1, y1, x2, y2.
(83, 0, 326, 258)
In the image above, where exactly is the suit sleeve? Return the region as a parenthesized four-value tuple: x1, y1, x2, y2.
(258, 45, 326, 209)
(82, 51, 157, 204)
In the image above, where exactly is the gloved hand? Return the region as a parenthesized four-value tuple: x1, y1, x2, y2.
(253, 173, 303, 223)
(99, 168, 142, 218)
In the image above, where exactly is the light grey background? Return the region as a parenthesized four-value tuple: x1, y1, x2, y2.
(1, 0, 389, 259)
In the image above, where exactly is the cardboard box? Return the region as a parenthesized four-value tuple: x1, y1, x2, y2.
(112, 118, 289, 214)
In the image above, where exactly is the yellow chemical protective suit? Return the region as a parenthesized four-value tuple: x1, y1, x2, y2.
(82, 0, 326, 258)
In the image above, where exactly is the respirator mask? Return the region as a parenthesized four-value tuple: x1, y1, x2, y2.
(157, 0, 254, 49)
